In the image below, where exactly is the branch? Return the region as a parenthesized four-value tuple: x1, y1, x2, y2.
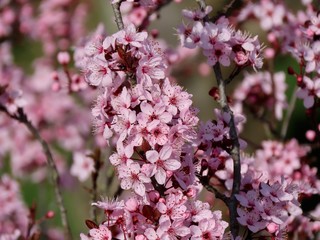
(0, 106, 72, 239)
(213, 64, 241, 238)
(196, 174, 230, 204)
(196, 2, 241, 237)
(111, 0, 124, 30)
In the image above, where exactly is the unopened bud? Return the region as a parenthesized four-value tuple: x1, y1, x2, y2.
(306, 130, 316, 141)
(186, 187, 196, 198)
(287, 66, 295, 75)
(57, 51, 70, 65)
(297, 75, 303, 86)
(45, 211, 55, 219)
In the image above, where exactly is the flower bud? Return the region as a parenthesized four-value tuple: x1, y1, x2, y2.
(57, 51, 70, 65)
(45, 211, 55, 219)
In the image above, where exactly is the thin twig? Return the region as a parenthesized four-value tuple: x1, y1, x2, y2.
(225, 66, 243, 85)
(0, 106, 72, 239)
(196, 174, 230, 204)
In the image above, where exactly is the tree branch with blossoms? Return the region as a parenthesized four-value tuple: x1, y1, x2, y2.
(195, 0, 242, 237)
(0, 105, 72, 240)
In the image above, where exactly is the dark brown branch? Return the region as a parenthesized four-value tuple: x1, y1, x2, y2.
(214, 63, 241, 239)
(0, 106, 72, 239)
(197, 174, 230, 204)
(196, 1, 241, 237)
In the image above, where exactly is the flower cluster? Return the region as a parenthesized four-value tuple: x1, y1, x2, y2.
(81, 24, 201, 194)
(0, 175, 29, 239)
(239, 0, 320, 110)
(0, 0, 34, 39)
(236, 178, 301, 236)
(195, 109, 246, 193)
(178, 6, 263, 70)
(81, 189, 228, 240)
(232, 71, 287, 120)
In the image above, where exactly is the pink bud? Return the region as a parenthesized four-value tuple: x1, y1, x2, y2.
(51, 71, 59, 81)
(46, 211, 55, 219)
(186, 187, 196, 198)
(306, 130, 316, 141)
(51, 81, 61, 92)
(57, 51, 70, 65)
(267, 32, 276, 43)
(148, 190, 160, 202)
(266, 222, 278, 233)
(264, 48, 275, 59)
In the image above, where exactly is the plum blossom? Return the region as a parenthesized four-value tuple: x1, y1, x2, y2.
(296, 76, 320, 108)
(117, 160, 151, 196)
(146, 145, 181, 185)
(89, 224, 112, 239)
(304, 41, 320, 73)
(237, 208, 267, 233)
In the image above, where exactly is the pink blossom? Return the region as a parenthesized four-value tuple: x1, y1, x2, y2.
(89, 224, 112, 239)
(156, 193, 187, 221)
(260, 181, 293, 203)
(237, 208, 267, 233)
(203, 42, 231, 66)
(136, 56, 166, 86)
(146, 145, 181, 185)
(118, 160, 151, 196)
(296, 76, 320, 108)
(70, 152, 95, 182)
(117, 24, 148, 48)
(304, 41, 320, 73)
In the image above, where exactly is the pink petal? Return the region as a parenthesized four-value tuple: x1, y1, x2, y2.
(164, 159, 181, 171)
(120, 178, 133, 190)
(146, 150, 159, 163)
(155, 168, 166, 185)
(159, 145, 172, 160)
(134, 182, 146, 196)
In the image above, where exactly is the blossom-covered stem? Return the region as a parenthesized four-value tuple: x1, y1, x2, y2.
(111, 0, 124, 30)
(0, 106, 72, 240)
(213, 63, 241, 238)
(281, 85, 298, 139)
